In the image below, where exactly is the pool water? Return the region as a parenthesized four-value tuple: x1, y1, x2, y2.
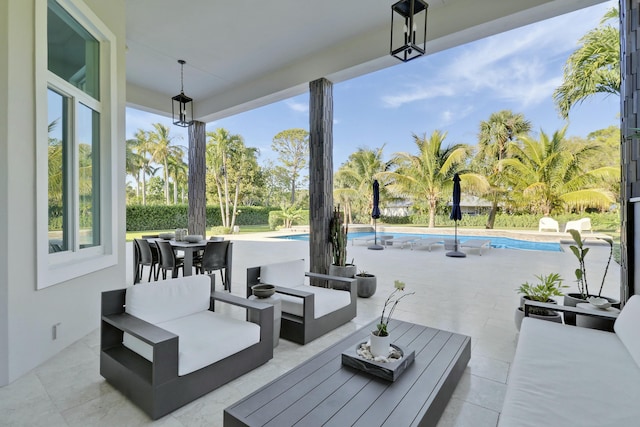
(275, 231, 562, 252)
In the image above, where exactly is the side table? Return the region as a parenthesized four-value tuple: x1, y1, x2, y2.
(248, 294, 281, 347)
(576, 303, 620, 332)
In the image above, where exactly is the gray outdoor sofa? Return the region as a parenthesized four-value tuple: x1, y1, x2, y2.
(100, 275, 273, 419)
(247, 259, 357, 345)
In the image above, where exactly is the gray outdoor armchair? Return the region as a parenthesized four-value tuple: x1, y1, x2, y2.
(100, 275, 273, 419)
(247, 259, 357, 345)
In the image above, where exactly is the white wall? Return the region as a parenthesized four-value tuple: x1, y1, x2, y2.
(0, 0, 126, 386)
(0, 0, 10, 387)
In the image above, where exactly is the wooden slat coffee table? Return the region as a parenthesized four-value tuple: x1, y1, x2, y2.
(224, 320, 471, 427)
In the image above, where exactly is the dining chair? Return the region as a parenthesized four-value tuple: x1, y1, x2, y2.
(134, 238, 160, 282)
(156, 240, 185, 279)
(194, 241, 233, 291)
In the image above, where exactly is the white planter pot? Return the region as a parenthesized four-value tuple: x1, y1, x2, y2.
(369, 332, 391, 357)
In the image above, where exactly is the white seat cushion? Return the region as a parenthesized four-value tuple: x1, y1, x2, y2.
(614, 295, 640, 369)
(279, 284, 351, 319)
(124, 311, 260, 376)
(499, 318, 640, 427)
(125, 276, 211, 324)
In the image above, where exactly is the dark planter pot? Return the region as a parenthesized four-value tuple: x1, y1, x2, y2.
(356, 274, 377, 298)
(329, 264, 357, 290)
(515, 297, 560, 331)
(514, 306, 562, 331)
(563, 293, 620, 326)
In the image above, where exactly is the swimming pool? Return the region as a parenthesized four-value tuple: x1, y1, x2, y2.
(275, 231, 563, 252)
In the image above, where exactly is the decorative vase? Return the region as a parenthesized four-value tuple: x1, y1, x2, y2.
(369, 332, 391, 357)
(329, 264, 357, 290)
(563, 293, 620, 326)
(514, 307, 562, 331)
(356, 274, 377, 298)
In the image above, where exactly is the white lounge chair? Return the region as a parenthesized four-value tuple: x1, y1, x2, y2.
(565, 218, 592, 233)
(538, 217, 559, 232)
(383, 236, 420, 249)
(460, 239, 491, 255)
(410, 238, 444, 251)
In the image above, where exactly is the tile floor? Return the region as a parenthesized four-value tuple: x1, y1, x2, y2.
(0, 233, 621, 426)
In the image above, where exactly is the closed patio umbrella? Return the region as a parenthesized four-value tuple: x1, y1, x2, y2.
(368, 180, 384, 250)
(446, 173, 466, 258)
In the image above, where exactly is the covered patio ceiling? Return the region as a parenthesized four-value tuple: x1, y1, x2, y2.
(125, 0, 605, 123)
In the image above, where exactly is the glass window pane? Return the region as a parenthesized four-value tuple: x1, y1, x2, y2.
(47, 88, 69, 253)
(47, 0, 100, 100)
(78, 103, 100, 249)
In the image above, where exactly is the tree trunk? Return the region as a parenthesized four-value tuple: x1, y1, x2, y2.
(173, 175, 178, 204)
(486, 200, 498, 229)
(164, 160, 170, 205)
(142, 168, 147, 205)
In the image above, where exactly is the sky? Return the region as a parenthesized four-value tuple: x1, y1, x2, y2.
(126, 0, 619, 171)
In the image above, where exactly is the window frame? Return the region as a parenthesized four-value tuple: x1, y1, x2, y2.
(36, 0, 118, 288)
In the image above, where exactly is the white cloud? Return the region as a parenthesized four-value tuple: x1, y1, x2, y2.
(285, 99, 308, 113)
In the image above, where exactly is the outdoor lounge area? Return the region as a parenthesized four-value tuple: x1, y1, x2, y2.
(3, 1, 640, 427)
(0, 234, 623, 426)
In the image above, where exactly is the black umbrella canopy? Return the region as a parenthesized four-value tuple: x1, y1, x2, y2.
(450, 173, 462, 221)
(371, 180, 381, 219)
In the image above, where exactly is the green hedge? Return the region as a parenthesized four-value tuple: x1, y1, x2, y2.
(126, 205, 277, 231)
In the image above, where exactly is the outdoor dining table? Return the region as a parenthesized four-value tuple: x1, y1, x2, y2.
(133, 238, 207, 283)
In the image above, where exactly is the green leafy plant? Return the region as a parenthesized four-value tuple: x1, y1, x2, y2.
(517, 273, 567, 302)
(330, 205, 348, 266)
(568, 229, 614, 299)
(375, 280, 414, 337)
(516, 273, 566, 316)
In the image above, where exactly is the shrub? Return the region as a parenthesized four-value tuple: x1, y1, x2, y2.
(126, 205, 277, 231)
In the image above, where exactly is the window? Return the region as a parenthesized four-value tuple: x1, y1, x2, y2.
(37, 0, 117, 287)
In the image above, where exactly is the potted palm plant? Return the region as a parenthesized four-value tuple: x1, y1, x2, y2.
(563, 229, 619, 325)
(514, 273, 567, 330)
(329, 205, 356, 289)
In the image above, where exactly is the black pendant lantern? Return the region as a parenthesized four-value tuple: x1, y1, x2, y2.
(390, 0, 429, 62)
(172, 59, 193, 127)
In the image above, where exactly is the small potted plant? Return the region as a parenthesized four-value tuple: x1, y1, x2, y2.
(371, 280, 414, 357)
(355, 270, 377, 298)
(329, 205, 356, 289)
(514, 273, 567, 330)
(564, 229, 619, 325)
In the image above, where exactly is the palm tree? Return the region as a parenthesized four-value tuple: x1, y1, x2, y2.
(206, 128, 253, 228)
(382, 130, 487, 228)
(148, 123, 179, 204)
(553, 7, 620, 119)
(167, 147, 187, 204)
(476, 110, 532, 228)
(125, 139, 145, 200)
(334, 146, 391, 224)
(130, 129, 155, 205)
(501, 127, 618, 214)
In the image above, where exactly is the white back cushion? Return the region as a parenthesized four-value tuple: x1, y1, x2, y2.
(260, 259, 305, 288)
(615, 295, 640, 368)
(125, 276, 211, 324)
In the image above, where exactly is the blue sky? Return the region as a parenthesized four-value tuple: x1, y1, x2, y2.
(126, 0, 618, 170)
